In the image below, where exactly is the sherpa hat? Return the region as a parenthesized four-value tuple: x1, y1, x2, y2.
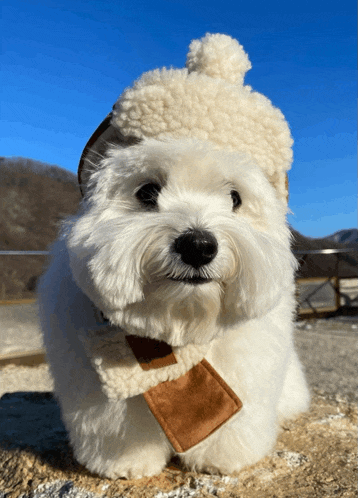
(78, 33, 293, 202)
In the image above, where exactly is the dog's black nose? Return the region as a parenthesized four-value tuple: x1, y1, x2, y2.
(173, 229, 218, 269)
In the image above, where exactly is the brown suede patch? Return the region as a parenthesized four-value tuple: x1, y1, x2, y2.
(125, 336, 243, 451)
(143, 358, 243, 453)
(125, 335, 178, 370)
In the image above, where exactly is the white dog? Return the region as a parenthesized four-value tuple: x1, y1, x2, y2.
(38, 34, 309, 479)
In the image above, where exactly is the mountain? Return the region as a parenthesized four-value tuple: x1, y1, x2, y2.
(290, 228, 350, 252)
(325, 229, 358, 247)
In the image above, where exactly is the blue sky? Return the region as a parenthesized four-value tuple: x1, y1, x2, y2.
(2, 0, 357, 237)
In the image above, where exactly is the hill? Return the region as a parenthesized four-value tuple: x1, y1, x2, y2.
(0, 157, 81, 299)
(0, 156, 356, 298)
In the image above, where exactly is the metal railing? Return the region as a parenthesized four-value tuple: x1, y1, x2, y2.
(1, 248, 356, 367)
(0, 251, 49, 255)
(1, 249, 357, 316)
(1, 248, 356, 255)
(2, 248, 356, 254)
(294, 248, 357, 255)
(294, 248, 358, 315)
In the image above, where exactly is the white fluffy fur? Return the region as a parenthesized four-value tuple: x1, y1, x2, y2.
(38, 138, 309, 479)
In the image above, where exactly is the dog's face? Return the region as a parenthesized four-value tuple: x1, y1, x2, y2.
(67, 138, 296, 346)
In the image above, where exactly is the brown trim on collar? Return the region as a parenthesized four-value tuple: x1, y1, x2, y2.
(125, 335, 178, 371)
(143, 358, 243, 452)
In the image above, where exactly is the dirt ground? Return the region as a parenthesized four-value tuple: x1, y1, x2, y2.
(1, 319, 357, 497)
(0, 394, 356, 498)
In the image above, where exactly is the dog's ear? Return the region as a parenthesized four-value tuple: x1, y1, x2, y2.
(78, 114, 141, 197)
(268, 171, 289, 204)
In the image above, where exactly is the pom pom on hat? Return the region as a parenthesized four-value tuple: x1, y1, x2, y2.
(186, 33, 252, 85)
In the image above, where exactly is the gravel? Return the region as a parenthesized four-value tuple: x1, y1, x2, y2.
(294, 318, 358, 402)
(0, 303, 42, 356)
(0, 363, 53, 397)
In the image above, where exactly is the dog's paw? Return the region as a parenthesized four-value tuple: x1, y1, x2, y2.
(100, 457, 168, 479)
(184, 457, 246, 476)
(180, 424, 273, 475)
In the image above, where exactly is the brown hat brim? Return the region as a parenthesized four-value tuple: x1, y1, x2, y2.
(78, 114, 140, 196)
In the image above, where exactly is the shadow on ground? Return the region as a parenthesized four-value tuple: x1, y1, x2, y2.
(0, 392, 85, 474)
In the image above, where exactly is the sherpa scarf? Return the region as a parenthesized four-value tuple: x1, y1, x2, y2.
(80, 322, 242, 453)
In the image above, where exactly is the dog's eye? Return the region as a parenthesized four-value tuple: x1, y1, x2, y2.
(136, 182, 162, 207)
(230, 190, 242, 210)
